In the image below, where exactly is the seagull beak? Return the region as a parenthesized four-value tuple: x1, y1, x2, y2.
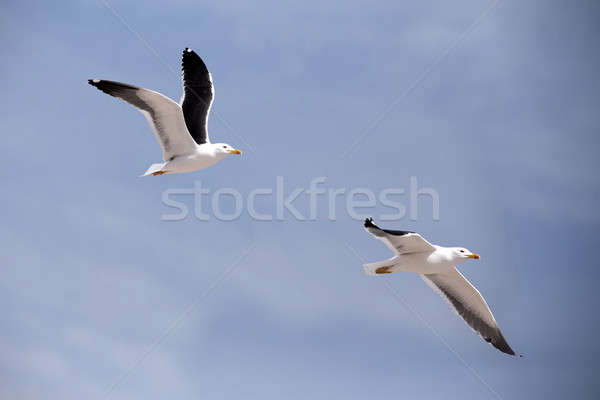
(228, 149, 242, 155)
(467, 254, 480, 259)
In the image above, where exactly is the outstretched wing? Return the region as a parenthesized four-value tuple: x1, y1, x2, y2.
(181, 48, 213, 145)
(364, 217, 435, 254)
(88, 79, 197, 161)
(421, 268, 516, 355)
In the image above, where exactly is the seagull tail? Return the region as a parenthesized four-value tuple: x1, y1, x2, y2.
(363, 258, 398, 275)
(140, 162, 166, 177)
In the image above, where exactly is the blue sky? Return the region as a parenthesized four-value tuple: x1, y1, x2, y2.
(1, 0, 599, 399)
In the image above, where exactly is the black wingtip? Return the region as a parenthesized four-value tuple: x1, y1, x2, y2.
(364, 217, 377, 228)
(490, 335, 516, 356)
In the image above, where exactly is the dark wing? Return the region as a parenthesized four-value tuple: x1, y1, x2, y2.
(88, 79, 196, 160)
(181, 48, 213, 145)
(364, 217, 436, 254)
(421, 268, 516, 355)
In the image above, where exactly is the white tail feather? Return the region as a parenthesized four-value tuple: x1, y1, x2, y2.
(141, 162, 166, 177)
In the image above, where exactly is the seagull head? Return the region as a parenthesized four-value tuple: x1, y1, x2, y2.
(452, 247, 480, 262)
(214, 143, 242, 156)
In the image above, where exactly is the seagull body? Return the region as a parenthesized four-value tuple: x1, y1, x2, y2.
(88, 48, 241, 176)
(363, 218, 516, 356)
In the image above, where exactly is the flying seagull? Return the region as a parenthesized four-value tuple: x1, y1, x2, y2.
(363, 218, 516, 356)
(88, 48, 241, 176)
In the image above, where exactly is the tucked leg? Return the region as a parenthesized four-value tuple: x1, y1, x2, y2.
(375, 266, 393, 274)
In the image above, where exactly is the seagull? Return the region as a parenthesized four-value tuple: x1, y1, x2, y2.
(363, 217, 516, 356)
(88, 48, 241, 176)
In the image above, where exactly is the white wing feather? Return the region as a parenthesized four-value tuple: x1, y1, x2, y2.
(421, 268, 515, 355)
(364, 219, 435, 254)
(89, 79, 197, 161)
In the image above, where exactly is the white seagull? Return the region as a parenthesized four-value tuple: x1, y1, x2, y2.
(363, 218, 516, 355)
(88, 48, 241, 176)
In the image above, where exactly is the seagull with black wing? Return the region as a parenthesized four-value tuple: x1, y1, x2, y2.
(88, 48, 241, 176)
(363, 217, 517, 356)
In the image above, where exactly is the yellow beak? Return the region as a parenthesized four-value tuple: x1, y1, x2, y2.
(228, 149, 242, 155)
(467, 254, 481, 259)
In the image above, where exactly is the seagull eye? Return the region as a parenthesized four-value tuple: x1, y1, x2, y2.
(460, 250, 464, 253)
(222, 145, 226, 148)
